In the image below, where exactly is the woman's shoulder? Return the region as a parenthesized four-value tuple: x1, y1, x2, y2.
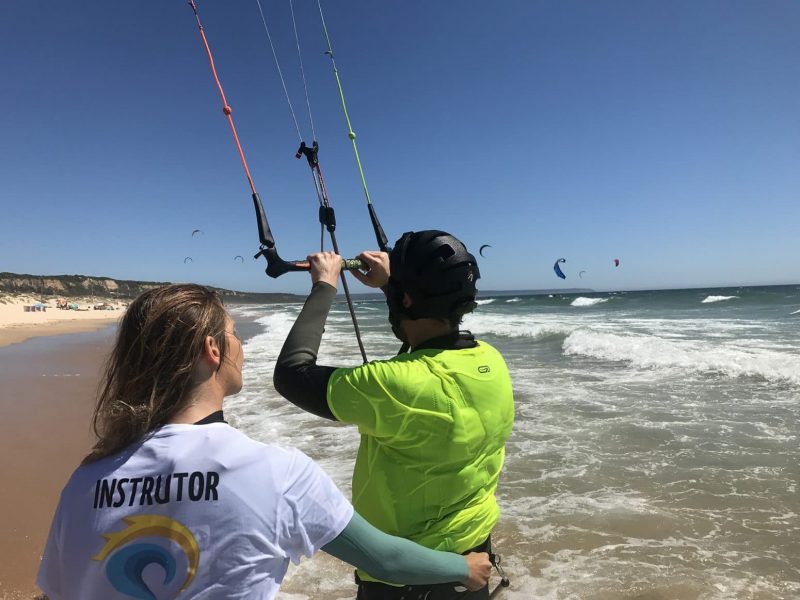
(191, 424, 304, 461)
(69, 424, 296, 478)
(63, 425, 312, 498)
(202, 425, 312, 466)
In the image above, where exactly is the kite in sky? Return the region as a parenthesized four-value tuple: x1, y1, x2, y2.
(553, 258, 567, 279)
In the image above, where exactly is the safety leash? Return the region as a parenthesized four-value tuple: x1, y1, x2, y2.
(488, 550, 511, 597)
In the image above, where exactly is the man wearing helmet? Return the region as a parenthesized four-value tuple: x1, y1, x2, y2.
(274, 231, 515, 599)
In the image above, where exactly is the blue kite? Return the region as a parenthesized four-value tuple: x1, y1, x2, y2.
(553, 258, 566, 279)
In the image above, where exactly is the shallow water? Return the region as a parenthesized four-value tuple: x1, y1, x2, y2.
(229, 285, 800, 599)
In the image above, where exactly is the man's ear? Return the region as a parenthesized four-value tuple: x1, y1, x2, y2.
(202, 335, 222, 368)
(402, 292, 413, 309)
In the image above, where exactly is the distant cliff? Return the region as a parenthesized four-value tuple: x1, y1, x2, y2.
(0, 272, 304, 304)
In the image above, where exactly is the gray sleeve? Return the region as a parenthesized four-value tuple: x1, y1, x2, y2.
(321, 511, 468, 585)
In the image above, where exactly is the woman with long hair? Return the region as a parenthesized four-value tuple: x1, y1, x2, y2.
(37, 284, 491, 599)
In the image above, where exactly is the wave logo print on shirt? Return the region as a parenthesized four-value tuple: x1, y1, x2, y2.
(92, 515, 200, 599)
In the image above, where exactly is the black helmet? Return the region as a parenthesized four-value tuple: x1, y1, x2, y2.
(386, 230, 480, 322)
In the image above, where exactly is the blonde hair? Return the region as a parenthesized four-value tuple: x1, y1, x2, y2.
(84, 284, 228, 463)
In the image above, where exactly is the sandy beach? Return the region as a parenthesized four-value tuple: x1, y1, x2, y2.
(0, 295, 124, 348)
(0, 295, 120, 597)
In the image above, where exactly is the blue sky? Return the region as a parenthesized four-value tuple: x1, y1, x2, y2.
(1, 1, 798, 294)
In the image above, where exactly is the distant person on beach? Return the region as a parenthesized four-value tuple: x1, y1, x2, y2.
(37, 284, 491, 599)
(274, 231, 515, 599)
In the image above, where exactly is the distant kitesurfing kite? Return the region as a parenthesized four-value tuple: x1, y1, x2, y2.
(184, 256, 193, 264)
(579, 270, 586, 279)
(613, 258, 620, 267)
(553, 258, 567, 279)
(192, 229, 203, 237)
(234, 255, 244, 263)
(479, 244, 491, 257)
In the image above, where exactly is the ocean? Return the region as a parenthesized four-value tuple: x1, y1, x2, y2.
(227, 284, 800, 600)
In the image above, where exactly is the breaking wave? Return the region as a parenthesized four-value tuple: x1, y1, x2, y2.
(563, 330, 800, 385)
(571, 297, 609, 307)
(702, 295, 738, 304)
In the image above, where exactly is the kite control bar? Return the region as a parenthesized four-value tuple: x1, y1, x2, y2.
(254, 247, 364, 278)
(250, 192, 364, 278)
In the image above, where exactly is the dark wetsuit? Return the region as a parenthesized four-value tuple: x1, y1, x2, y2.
(273, 283, 478, 417)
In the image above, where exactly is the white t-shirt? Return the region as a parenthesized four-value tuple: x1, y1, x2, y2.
(37, 422, 354, 599)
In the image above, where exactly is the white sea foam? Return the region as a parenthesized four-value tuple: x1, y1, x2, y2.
(614, 317, 766, 341)
(571, 297, 609, 307)
(702, 295, 738, 303)
(506, 297, 521, 302)
(563, 330, 800, 385)
(476, 298, 495, 305)
(228, 303, 296, 319)
(521, 540, 792, 600)
(791, 308, 800, 315)
(462, 312, 574, 340)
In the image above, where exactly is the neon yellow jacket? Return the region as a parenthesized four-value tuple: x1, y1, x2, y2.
(327, 340, 514, 581)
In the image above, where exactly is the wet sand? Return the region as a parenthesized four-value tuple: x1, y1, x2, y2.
(0, 326, 116, 598)
(0, 317, 120, 348)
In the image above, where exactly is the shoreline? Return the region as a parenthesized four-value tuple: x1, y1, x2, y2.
(0, 327, 117, 597)
(0, 317, 121, 348)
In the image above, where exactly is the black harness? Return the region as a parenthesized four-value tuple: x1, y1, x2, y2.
(355, 536, 508, 600)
